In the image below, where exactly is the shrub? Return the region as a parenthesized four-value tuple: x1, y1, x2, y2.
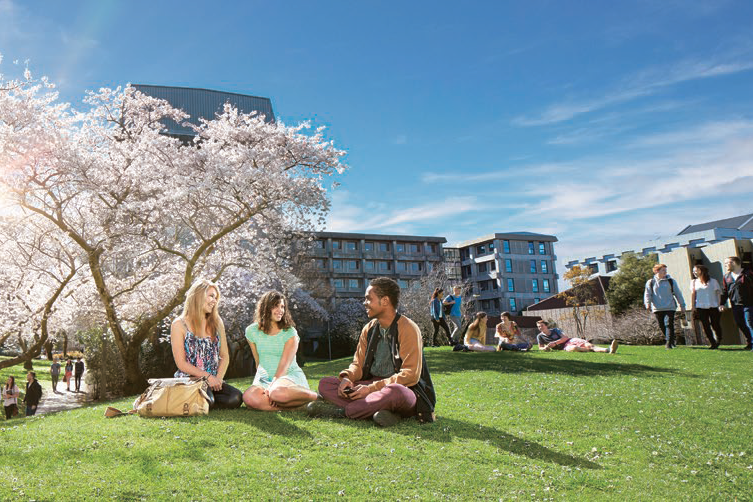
(79, 327, 126, 400)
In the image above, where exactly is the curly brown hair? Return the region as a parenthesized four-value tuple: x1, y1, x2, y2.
(254, 291, 295, 333)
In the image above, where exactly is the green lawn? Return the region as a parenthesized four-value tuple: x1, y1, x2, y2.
(0, 346, 751, 500)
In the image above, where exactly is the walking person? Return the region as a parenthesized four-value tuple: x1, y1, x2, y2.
(720, 256, 753, 351)
(64, 359, 73, 392)
(443, 286, 463, 343)
(3, 376, 19, 420)
(74, 357, 85, 393)
(644, 263, 687, 349)
(690, 264, 723, 349)
(170, 279, 243, 410)
(50, 358, 61, 393)
(242, 291, 317, 411)
(429, 288, 452, 346)
(23, 371, 42, 417)
(464, 312, 497, 352)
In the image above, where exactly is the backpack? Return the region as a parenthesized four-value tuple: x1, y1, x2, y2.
(442, 296, 454, 316)
(650, 277, 675, 295)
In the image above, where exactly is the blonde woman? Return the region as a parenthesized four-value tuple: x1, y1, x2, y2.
(170, 279, 242, 409)
(464, 312, 497, 352)
(242, 291, 317, 411)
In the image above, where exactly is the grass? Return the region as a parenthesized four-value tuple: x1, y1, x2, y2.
(0, 346, 751, 500)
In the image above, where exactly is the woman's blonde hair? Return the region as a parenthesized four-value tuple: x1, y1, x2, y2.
(181, 279, 223, 339)
(466, 311, 488, 342)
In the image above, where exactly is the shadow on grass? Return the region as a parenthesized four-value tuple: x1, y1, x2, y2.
(423, 350, 695, 378)
(208, 408, 313, 439)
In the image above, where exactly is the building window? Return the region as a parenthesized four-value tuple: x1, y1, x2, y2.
(530, 260, 537, 274)
(490, 260, 496, 271)
(314, 239, 325, 249)
(427, 243, 436, 254)
(347, 260, 359, 270)
(476, 244, 486, 255)
(606, 260, 617, 272)
(541, 260, 548, 274)
(334, 279, 345, 290)
(349, 279, 360, 289)
(589, 263, 599, 274)
(379, 261, 391, 271)
(462, 265, 472, 279)
(398, 279, 409, 288)
(539, 242, 546, 255)
(489, 242, 495, 250)
(364, 241, 374, 252)
(491, 280, 498, 290)
(332, 240, 341, 250)
(528, 242, 534, 255)
(345, 241, 357, 251)
(543, 279, 550, 293)
(332, 260, 342, 270)
(482, 300, 490, 310)
(396, 261, 407, 272)
(478, 262, 487, 273)
(534, 298, 540, 304)
(409, 243, 421, 253)
(314, 258, 326, 269)
(479, 281, 488, 292)
(396, 243, 405, 253)
(378, 242, 390, 252)
(503, 240, 510, 253)
(493, 298, 499, 309)
(507, 278, 515, 292)
(509, 298, 517, 311)
(409, 262, 422, 272)
(532, 279, 539, 293)
(505, 259, 512, 273)
(364, 260, 375, 271)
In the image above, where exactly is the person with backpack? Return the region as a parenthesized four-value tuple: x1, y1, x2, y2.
(308, 277, 436, 427)
(644, 263, 687, 349)
(443, 286, 463, 343)
(719, 256, 753, 351)
(429, 288, 452, 346)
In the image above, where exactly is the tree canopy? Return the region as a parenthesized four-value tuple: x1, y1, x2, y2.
(0, 61, 346, 391)
(605, 253, 658, 316)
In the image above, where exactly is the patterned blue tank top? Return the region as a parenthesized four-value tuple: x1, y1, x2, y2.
(174, 320, 220, 377)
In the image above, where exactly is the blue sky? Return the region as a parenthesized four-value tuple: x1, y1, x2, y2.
(2, 0, 753, 273)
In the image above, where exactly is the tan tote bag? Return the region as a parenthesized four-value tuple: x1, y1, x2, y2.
(132, 377, 211, 417)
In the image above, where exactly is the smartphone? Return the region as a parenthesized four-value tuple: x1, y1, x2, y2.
(343, 387, 355, 395)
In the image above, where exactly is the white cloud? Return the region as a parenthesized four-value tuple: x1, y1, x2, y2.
(514, 56, 753, 126)
(326, 192, 484, 235)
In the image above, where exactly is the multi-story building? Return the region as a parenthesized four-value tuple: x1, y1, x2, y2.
(564, 213, 753, 276)
(131, 84, 274, 142)
(454, 232, 559, 316)
(308, 232, 447, 303)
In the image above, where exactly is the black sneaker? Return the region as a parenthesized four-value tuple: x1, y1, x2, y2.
(372, 410, 401, 428)
(306, 400, 346, 418)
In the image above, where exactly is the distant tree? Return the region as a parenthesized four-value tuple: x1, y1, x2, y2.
(606, 253, 658, 316)
(558, 266, 604, 337)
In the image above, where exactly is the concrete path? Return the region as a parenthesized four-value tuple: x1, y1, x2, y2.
(36, 378, 92, 415)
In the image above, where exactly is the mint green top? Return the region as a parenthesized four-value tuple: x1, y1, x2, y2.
(244, 323, 309, 389)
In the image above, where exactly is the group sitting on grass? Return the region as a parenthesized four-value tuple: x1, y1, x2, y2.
(169, 277, 435, 427)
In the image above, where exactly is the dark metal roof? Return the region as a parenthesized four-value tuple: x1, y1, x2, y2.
(678, 213, 753, 235)
(131, 84, 274, 137)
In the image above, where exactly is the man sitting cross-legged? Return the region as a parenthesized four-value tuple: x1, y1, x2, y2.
(308, 277, 435, 427)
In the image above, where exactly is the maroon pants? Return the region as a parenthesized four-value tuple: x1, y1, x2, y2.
(318, 376, 416, 420)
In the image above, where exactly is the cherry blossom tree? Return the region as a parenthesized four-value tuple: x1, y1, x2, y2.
(0, 60, 346, 392)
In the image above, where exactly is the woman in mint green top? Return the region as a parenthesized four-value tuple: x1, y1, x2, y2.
(242, 291, 317, 411)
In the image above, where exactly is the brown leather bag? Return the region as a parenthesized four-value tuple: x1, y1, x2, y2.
(132, 377, 210, 418)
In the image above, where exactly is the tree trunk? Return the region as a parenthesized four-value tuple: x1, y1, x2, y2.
(63, 331, 68, 356)
(44, 340, 54, 360)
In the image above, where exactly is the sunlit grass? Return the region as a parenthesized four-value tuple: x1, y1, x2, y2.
(0, 346, 751, 500)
